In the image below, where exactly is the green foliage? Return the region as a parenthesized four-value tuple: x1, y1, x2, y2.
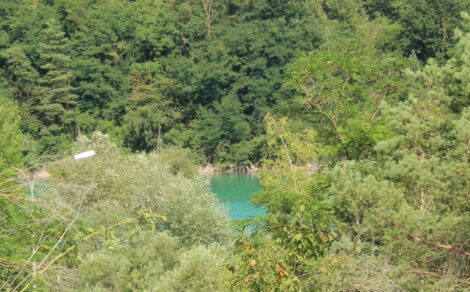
(0, 129, 229, 290)
(306, 104, 470, 288)
(123, 66, 181, 152)
(0, 195, 78, 291)
(264, 12, 469, 289)
(156, 146, 199, 178)
(418, 11, 470, 112)
(1, 46, 38, 102)
(0, 95, 24, 172)
(77, 230, 229, 292)
(185, 95, 252, 166)
(286, 36, 410, 160)
(34, 18, 77, 153)
(227, 10, 470, 291)
(263, 114, 318, 165)
(228, 115, 337, 290)
(4, 0, 463, 164)
(1, 1, 469, 291)
(60, 132, 230, 244)
(337, 119, 393, 160)
(230, 235, 300, 291)
(0, 0, 328, 164)
(157, 244, 229, 292)
(362, 0, 470, 60)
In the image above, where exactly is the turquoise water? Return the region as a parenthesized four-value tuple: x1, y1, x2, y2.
(210, 173, 265, 220)
(20, 179, 52, 198)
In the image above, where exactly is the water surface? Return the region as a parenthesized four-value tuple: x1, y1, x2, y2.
(210, 173, 265, 220)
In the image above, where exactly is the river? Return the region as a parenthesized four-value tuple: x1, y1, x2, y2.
(209, 173, 265, 220)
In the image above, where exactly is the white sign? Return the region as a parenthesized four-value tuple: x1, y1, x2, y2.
(74, 150, 96, 161)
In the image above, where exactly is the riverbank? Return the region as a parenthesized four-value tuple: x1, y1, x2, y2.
(198, 162, 325, 175)
(198, 164, 259, 174)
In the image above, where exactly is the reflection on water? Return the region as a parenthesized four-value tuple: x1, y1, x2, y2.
(209, 173, 265, 220)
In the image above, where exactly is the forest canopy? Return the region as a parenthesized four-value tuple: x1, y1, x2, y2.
(0, 0, 469, 291)
(0, 0, 468, 166)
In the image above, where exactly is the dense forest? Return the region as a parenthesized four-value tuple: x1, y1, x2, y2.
(1, 0, 469, 291)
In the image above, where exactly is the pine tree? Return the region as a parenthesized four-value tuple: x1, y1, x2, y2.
(1, 47, 39, 103)
(35, 19, 77, 153)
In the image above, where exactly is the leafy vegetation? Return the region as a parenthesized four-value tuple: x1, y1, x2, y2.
(0, 0, 469, 291)
(234, 12, 470, 290)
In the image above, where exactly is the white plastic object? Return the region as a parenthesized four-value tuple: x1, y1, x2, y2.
(73, 150, 96, 161)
